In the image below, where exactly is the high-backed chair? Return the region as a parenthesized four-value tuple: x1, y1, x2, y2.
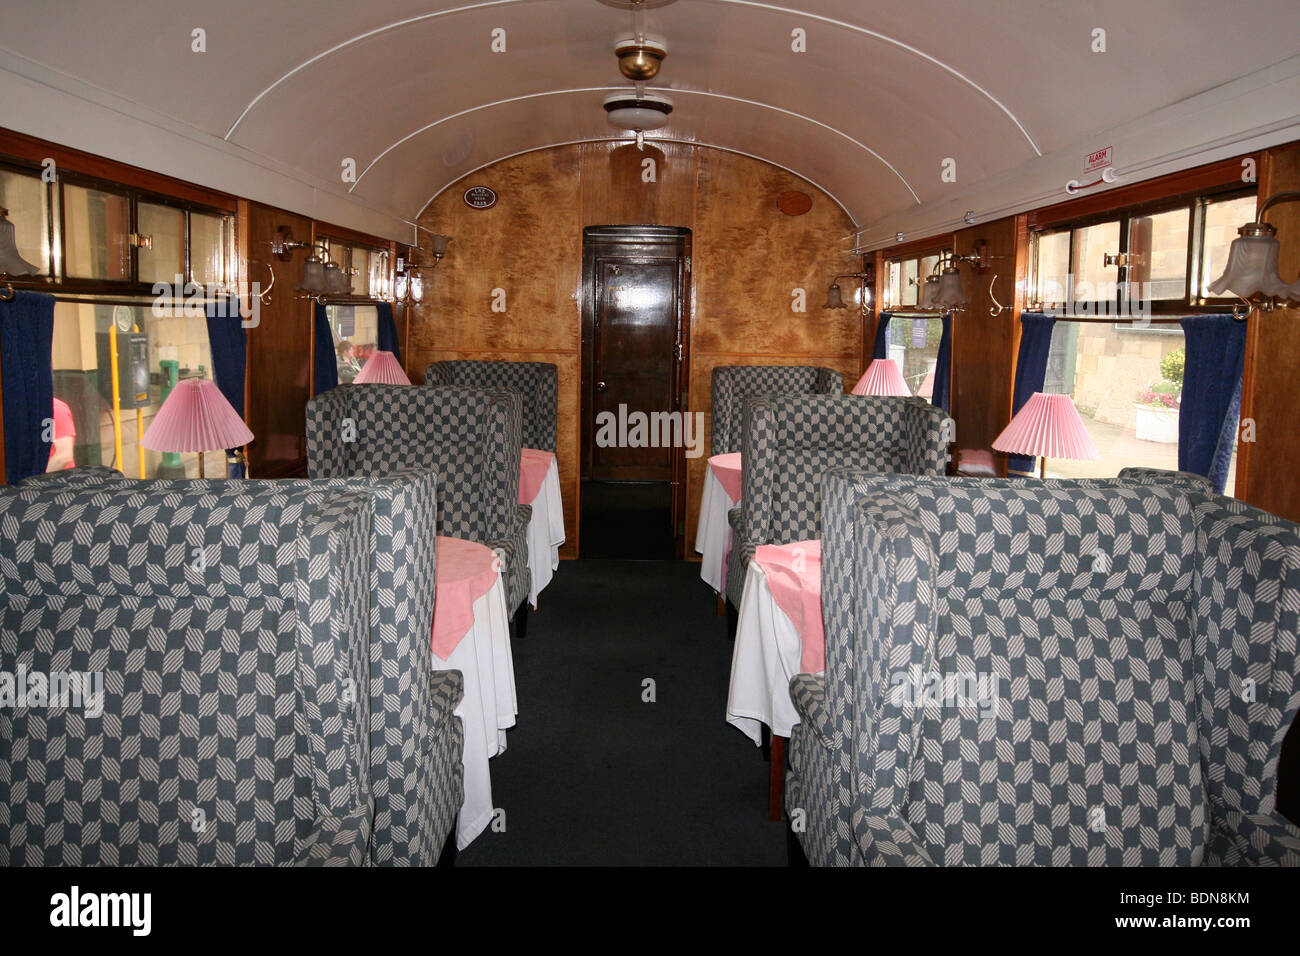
(0, 480, 379, 865)
(792, 470, 1300, 866)
(425, 360, 558, 454)
(306, 384, 532, 623)
(725, 394, 948, 611)
(710, 365, 843, 457)
(17, 465, 463, 867)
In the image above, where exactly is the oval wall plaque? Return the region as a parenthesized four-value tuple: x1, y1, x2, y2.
(464, 185, 498, 209)
(777, 190, 812, 216)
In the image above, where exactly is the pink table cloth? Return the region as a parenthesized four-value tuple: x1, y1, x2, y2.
(519, 448, 554, 505)
(431, 536, 500, 660)
(708, 452, 742, 502)
(752, 539, 824, 674)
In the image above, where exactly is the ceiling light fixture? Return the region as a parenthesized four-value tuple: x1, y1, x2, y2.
(603, 90, 673, 149)
(615, 34, 667, 81)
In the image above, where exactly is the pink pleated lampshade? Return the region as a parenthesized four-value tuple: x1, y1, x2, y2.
(142, 378, 254, 453)
(353, 350, 411, 385)
(852, 359, 911, 397)
(992, 392, 1099, 461)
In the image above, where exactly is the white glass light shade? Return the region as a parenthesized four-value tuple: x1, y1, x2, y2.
(297, 256, 325, 292)
(0, 215, 38, 275)
(410, 275, 424, 303)
(823, 282, 846, 309)
(934, 269, 968, 309)
(603, 91, 673, 131)
(1206, 231, 1290, 299)
(395, 274, 408, 300)
(323, 262, 349, 295)
(920, 275, 939, 310)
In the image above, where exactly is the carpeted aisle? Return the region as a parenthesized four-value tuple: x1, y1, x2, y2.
(457, 559, 787, 866)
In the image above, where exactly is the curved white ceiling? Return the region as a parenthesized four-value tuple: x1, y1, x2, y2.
(2, 0, 1299, 241)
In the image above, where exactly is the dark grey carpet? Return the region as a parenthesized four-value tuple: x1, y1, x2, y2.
(579, 481, 675, 559)
(457, 558, 787, 866)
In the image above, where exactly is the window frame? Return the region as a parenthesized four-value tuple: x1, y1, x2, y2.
(1029, 182, 1256, 316)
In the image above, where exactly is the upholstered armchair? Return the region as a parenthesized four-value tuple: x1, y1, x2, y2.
(725, 394, 948, 611)
(306, 383, 532, 623)
(710, 364, 843, 457)
(790, 470, 1300, 866)
(0, 480, 381, 865)
(19, 466, 465, 866)
(426, 360, 559, 454)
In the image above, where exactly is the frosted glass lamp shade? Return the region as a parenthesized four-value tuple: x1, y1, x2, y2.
(934, 269, 968, 309)
(0, 215, 38, 275)
(429, 234, 451, 257)
(323, 262, 349, 295)
(298, 256, 325, 292)
(920, 275, 939, 310)
(1206, 230, 1290, 299)
(823, 282, 847, 309)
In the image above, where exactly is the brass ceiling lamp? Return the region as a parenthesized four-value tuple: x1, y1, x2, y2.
(602, 0, 675, 149)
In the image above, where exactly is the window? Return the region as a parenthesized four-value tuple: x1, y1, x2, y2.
(319, 238, 390, 300)
(0, 165, 52, 275)
(1029, 185, 1256, 314)
(324, 304, 380, 383)
(49, 301, 226, 478)
(62, 181, 131, 281)
(882, 248, 951, 311)
(884, 315, 945, 401)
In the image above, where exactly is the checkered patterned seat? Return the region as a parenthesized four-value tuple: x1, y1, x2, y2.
(306, 384, 532, 618)
(0, 480, 378, 866)
(725, 394, 948, 609)
(710, 365, 842, 457)
(790, 470, 1300, 866)
(16, 466, 464, 866)
(426, 361, 558, 454)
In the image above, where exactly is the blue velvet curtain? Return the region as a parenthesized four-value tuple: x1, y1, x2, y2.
(205, 302, 248, 478)
(1008, 311, 1056, 474)
(376, 301, 402, 365)
(1179, 314, 1246, 494)
(931, 312, 953, 413)
(872, 311, 892, 360)
(312, 303, 338, 396)
(0, 291, 55, 485)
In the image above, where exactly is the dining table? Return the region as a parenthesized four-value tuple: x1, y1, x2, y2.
(519, 448, 566, 607)
(429, 535, 518, 849)
(725, 537, 825, 821)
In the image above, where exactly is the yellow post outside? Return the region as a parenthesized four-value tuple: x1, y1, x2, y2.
(134, 322, 145, 478)
(108, 321, 123, 473)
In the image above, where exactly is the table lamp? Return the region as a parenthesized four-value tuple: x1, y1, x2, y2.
(141, 377, 254, 478)
(353, 350, 411, 385)
(852, 358, 911, 397)
(992, 392, 1098, 479)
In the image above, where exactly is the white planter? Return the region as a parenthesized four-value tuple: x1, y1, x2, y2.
(1134, 404, 1179, 444)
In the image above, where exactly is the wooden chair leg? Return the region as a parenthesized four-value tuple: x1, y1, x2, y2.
(768, 735, 786, 822)
(715, 593, 726, 617)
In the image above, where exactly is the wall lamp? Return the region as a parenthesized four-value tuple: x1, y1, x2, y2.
(1207, 191, 1300, 315)
(921, 240, 995, 311)
(396, 233, 451, 305)
(823, 271, 871, 311)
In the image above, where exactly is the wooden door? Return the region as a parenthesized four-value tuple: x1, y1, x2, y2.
(590, 256, 680, 479)
(581, 225, 691, 556)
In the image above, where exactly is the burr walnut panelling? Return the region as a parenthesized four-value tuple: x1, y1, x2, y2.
(413, 143, 858, 554)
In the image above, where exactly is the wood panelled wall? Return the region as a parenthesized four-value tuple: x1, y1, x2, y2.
(410, 143, 860, 557)
(245, 202, 314, 478)
(1240, 142, 1300, 522)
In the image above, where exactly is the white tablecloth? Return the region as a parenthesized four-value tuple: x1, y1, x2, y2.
(431, 573, 517, 849)
(695, 464, 737, 593)
(726, 562, 804, 745)
(525, 456, 565, 607)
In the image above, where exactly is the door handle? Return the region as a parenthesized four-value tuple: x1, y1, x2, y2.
(596, 381, 608, 391)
